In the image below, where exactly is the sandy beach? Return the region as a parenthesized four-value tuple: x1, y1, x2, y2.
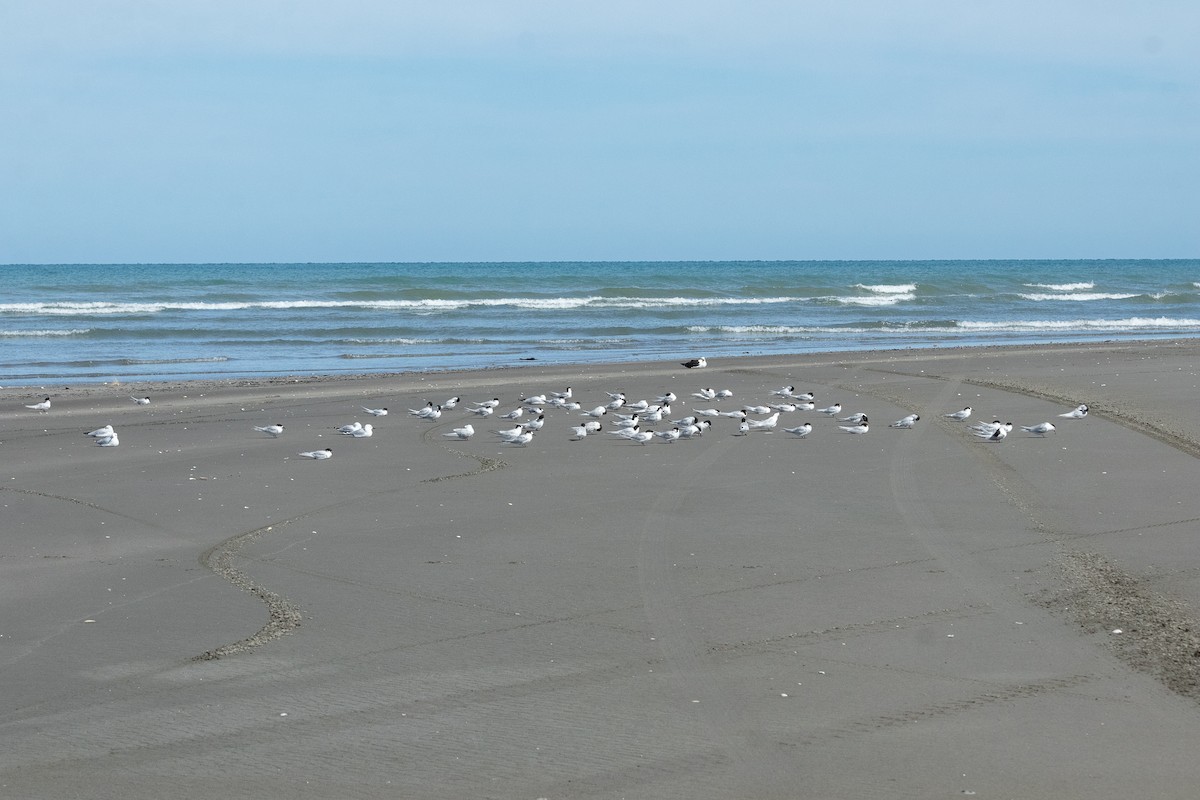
(3, 340, 1200, 799)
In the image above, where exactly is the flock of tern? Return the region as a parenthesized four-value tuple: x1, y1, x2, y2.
(38, 395, 154, 447)
(389, 377, 1088, 450)
(23, 363, 1088, 459)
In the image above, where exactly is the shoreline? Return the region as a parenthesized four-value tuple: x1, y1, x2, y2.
(5, 335, 1198, 393)
(4, 339, 1200, 797)
(5, 333, 1200, 392)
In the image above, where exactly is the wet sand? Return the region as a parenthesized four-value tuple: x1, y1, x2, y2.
(3, 340, 1200, 799)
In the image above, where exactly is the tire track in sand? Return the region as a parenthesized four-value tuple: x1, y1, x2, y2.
(196, 422, 508, 659)
(870, 367, 1200, 704)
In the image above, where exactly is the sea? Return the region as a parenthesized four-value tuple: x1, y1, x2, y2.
(2, 260, 1198, 386)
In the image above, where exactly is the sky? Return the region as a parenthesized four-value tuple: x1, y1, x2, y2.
(1, 1, 1197, 263)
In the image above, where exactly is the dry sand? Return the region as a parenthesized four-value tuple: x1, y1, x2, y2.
(3, 340, 1200, 799)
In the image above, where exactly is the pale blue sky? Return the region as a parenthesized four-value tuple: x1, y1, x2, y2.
(1, 1, 1196, 263)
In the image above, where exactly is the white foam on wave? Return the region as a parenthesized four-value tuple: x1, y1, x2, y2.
(959, 317, 1200, 332)
(691, 324, 832, 334)
(340, 353, 405, 360)
(592, 296, 798, 309)
(689, 325, 931, 335)
(1, 328, 90, 336)
(854, 283, 916, 294)
(693, 318, 1200, 336)
(337, 295, 801, 311)
(1, 296, 803, 315)
(1024, 282, 1095, 291)
(345, 337, 438, 345)
(1, 301, 254, 315)
(1018, 292, 1139, 302)
(1, 302, 158, 315)
(541, 337, 628, 345)
(835, 293, 915, 306)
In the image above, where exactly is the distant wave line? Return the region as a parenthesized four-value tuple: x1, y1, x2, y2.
(853, 283, 917, 293)
(1018, 292, 1145, 302)
(0, 296, 808, 315)
(958, 317, 1200, 331)
(339, 337, 637, 351)
(691, 324, 878, 334)
(834, 293, 915, 306)
(344, 337, 440, 345)
(1, 328, 91, 337)
(1023, 282, 1096, 291)
(691, 318, 1200, 335)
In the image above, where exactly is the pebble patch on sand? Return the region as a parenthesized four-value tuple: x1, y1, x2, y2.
(1043, 550, 1200, 702)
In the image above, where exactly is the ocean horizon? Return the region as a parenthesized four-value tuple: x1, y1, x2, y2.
(3, 259, 1198, 386)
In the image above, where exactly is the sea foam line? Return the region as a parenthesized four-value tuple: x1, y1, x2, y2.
(1024, 282, 1095, 291)
(835, 293, 915, 306)
(689, 318, 1200, 335)
(690, 325, 855, 334)
(958, 317, 1200, 331)
(854, 283, 916, 294)
(1018, 292, 1140, 302)
(0, 296, 803, 315)
(1, 328, 90, 336)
